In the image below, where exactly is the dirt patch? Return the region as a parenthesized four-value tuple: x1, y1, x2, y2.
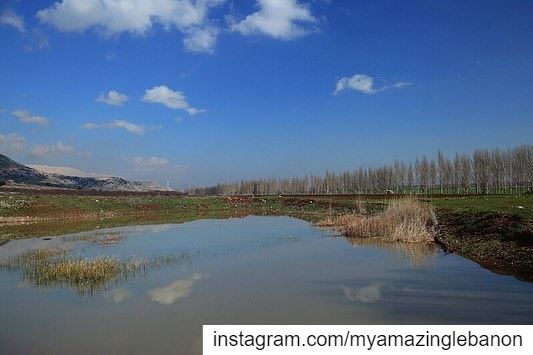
(436, 209, 533, 282)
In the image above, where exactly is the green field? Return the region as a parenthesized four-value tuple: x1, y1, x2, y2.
(1, 193, 532, 240)
(428, 194, 533, 217)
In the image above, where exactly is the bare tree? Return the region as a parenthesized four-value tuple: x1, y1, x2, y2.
(187, 145, 532, 196)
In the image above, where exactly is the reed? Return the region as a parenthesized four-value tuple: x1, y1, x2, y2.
(0, 248, 200, 294)
(321, 198, 437, 243)
(24, 256, 120, 291)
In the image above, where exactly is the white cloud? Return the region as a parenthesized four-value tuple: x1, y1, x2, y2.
(82, 120, 145, 135)
(148, 273, 204, 304)
(231, 0, 317, 40)
(142, 85, 203, 115)
(0, 133, 26, 154)
(0, 9, 25, 32)
(334, 74, 411, 95)
(183, 26, 219, 53)
(96, 90, 130, 106)
(11, 110, 49, 125)
(37, 0, 224, 53)
(30, 142, 75, 158)
(185, 107, 205, 115)
(133, 156, 169, 169)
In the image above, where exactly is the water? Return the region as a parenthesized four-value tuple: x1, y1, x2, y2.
(1, 216, 532, 354)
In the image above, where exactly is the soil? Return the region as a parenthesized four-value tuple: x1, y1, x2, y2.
(435, 209, 533, 282)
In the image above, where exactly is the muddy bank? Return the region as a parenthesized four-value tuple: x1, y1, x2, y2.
(435, 209, 533, 282)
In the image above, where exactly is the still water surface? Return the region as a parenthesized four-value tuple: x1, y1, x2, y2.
(1, 216, 532, 354)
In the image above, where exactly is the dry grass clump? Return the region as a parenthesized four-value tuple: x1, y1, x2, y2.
(322, 198, 437, 243)
(317, 214, 353, 227)
(0, 248, 65, 271)
(0, 248, 200, 294)
(26, 256, 120, 291)
(0, 248, 120, 292)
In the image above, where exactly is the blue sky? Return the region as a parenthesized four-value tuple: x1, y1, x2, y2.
(1, 0, 532, 188)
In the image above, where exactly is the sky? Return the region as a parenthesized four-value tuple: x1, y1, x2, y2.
(1, 0, 532, 188)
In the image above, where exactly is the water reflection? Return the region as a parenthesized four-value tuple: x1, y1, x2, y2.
(63, 224, 175, 245)
(343, 237, 439, 268)
(260, 235, 303, 249)
(107, 287, 132, 303)
(148, 273, 205, 305)
(342, 283, 382, 303)
(0, 247, 201, 295)
(1, 217, 533, 355)
(65, 230, 126, 246)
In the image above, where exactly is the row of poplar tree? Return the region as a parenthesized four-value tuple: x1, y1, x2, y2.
(188, 145, 533, 196)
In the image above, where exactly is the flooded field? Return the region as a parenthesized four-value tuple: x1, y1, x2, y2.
(1, 216, 533, 354)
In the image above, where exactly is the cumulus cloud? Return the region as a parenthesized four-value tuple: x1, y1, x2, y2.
(36, 0, 224, 53)
(231, 0, 317, 40)
(133, 156, 169, 169)
(82, 120, 145, 135)
(30, 142, 75, 158)
(0, 9, 25, 32)
(148, 273, 204, 304)
(334, 74, 411, 95)
(11, 110, 48, 125)
(142, 85, 203, 115)
(0, 133, 26, 154)
(342, 284, 382, 304)
(96, 90, 130, 106)
(183, 26, 219, 53)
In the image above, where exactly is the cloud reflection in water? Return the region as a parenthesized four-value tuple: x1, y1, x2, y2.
(108, 287, 132, 303)
(148, 273, 205, 305)
(342, 284, 382, 303)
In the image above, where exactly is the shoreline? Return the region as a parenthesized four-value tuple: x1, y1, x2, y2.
(435, 209, 533, 282)
(1, 191, 531, 282)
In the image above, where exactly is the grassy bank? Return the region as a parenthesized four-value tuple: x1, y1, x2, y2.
(1, 190, 532, 281)
(435, 207, 533, 282)
(423, 195, 533, 281)
(0, 193, 379, 240)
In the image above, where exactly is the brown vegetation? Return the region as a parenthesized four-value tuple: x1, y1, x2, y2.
(320, 198, 437, 243)
(0, 247, 200, 294)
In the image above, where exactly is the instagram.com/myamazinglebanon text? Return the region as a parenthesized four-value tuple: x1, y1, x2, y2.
(203, 325, 531, 354)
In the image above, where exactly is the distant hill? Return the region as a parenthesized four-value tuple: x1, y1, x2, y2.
(0, 154, 171, 192)
(28, 164, 108, 178)
(0, 154, 49, 186)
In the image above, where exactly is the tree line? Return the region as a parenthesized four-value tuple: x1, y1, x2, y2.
(187, 145, 533, 196)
